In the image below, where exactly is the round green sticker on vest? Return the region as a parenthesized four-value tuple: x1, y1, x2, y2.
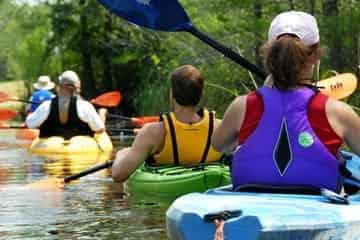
(298, 132, 314, 148)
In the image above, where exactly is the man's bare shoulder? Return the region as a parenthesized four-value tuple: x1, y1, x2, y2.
(137, 121, 165, 139)
(132, 121, 165, 155)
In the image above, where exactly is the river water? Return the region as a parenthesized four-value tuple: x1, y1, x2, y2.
(0, 130, 169, 239)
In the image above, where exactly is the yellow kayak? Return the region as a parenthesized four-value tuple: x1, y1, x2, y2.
(44, 151, 112, 177)
(29, 132, 113, 155)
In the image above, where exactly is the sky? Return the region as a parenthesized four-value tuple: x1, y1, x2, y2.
(13, 0, 47, 5)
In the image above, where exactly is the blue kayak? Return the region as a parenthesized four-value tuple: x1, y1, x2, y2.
(166, 152, 360, 240)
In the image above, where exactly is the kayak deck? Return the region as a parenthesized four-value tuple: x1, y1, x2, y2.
(166, 151, 360, 239)
(166, 188, 360, 240)
(29, 132, 113, 155)
(125, 163, 231, 200)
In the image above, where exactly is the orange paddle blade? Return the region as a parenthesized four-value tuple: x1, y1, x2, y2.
(131, 117, 145, 126)
(137, 116, 160, 124)
(0, 109, 18, 121)
(131, 116, 159, 126)
(91, 91, 122, 107)
(318, 73, 358, 100)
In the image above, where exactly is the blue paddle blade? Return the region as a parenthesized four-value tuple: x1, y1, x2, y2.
(98, 0, 192, 31)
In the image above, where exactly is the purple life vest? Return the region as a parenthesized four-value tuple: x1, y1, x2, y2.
(232, 86, 340, 192)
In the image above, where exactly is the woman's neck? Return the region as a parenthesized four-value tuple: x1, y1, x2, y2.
(265, 74, 314, 89)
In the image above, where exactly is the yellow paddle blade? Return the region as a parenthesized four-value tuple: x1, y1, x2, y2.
(26, 177, 65, 190)
(318, 73, 358, 100)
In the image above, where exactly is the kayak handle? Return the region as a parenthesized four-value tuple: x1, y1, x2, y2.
(203, 210, 242, 222)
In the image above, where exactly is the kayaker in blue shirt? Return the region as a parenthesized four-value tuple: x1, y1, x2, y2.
(212, 11, 360, 193)
(111, 65, 223, 186)
(27, 76, 55, 113)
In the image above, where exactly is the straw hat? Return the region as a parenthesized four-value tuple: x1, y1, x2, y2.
(33, 76, 55, 90)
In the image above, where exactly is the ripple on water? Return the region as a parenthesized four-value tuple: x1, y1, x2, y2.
(0, 137, 170, 240)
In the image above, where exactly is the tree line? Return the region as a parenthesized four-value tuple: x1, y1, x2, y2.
(0, 0, 359, 115)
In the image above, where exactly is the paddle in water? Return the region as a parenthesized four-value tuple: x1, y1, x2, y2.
(27, 160, 114, 190)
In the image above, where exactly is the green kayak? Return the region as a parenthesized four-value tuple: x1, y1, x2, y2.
(125, 163, 230, 200)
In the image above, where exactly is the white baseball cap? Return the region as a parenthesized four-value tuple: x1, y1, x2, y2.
(33, 75, 55, 90)
(268, 11, 319, 46)
(58, 70, 80, 88)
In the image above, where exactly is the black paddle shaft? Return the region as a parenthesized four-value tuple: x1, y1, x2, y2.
(186, 25, 267, 80)
(64, 160, 114, 183)
(8, 99, 38, 104)
(0, 126, 27, 129)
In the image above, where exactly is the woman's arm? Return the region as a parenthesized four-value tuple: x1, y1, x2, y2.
(212, 95, 247, 153)
(327, 98, 360, 156)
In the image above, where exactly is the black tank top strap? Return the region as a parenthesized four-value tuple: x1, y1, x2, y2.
(163, 112, 179, 165)
(200, 110, 214, 163)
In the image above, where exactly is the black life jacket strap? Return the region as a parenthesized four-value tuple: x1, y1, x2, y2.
(200, 110, 214, 163)
(164, 113, 179, 165)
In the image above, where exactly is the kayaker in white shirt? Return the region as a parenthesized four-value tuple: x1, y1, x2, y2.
(26, 70, 105, 139)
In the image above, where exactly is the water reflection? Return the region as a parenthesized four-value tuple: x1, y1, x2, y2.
(0, 133, 168, 240)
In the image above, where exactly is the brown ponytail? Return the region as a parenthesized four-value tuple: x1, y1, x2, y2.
(263, 34, 318, 89)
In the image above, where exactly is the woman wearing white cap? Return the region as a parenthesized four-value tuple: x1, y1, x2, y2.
(212, 11, 360, 193)
(26, 70, 105, 139)
(27, 76, 55, 113)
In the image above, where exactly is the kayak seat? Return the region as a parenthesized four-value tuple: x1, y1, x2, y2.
(234, 184, 321, 195)
(232, 185, 349, 204)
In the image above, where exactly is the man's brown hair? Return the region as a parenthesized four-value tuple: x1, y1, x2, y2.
(171, 65, 204, 106)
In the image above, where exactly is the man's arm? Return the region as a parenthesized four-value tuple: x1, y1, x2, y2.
(77, 100, 105, 133)
(25, 101, 51, 128)
(112, 123, 162, 182)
